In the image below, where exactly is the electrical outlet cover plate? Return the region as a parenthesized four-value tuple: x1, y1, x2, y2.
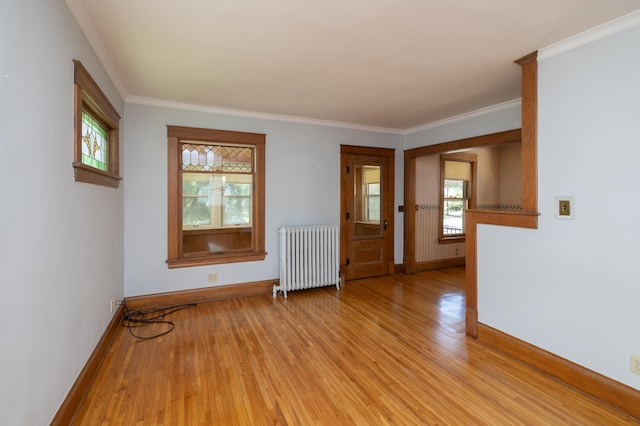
(554, 196, 575, 219)
(631, 354, 640, 375)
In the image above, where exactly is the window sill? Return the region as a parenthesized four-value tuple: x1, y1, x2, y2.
(166, 251, 267, 269)
(73, 162, 121, 188)
(439, 236, 466, 244)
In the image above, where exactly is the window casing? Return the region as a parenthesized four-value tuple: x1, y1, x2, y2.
(167, 126, 266, 268)
(439, 153, 477, 243)
(73, 60, 121, 188)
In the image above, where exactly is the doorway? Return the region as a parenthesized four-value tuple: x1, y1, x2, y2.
(340, 145, 395, 281)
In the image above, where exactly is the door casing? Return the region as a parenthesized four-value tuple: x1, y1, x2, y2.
(340, 145, 395, 281)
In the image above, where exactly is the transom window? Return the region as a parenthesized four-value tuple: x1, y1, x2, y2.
(167, 126, 266, 268)
(72, 60, 121, 188)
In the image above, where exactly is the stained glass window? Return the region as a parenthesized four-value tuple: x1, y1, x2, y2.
(181, 143, 253, 172)
(81, 111, 108, 171)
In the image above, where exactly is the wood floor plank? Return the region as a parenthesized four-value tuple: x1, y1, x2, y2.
(72, 268, 638, 424)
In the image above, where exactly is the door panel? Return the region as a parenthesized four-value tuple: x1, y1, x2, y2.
(340, 146, 395, 281)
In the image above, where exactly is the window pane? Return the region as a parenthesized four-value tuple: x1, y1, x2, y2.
(443, 200, 465, 235)
(81, 111, 108, 171)
(223, 182, 251, 225)
(182, 177, 211, 227)
(444, 179, 464, 198)
(183, 196, 211, 226)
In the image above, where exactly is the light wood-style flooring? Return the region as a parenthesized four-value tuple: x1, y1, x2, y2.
(72, 268, 638, 424)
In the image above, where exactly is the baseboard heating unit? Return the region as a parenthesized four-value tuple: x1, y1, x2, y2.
(273, 225, 341, 298)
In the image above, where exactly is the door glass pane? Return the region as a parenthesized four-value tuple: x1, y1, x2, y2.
(354, 164, 382, 238)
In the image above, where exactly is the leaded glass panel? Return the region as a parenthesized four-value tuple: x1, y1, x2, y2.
(181, 143, 253, 172)
(81, 111, 108, 171)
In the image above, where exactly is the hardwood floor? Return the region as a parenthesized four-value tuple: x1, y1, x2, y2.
(72, 268, 638, 424)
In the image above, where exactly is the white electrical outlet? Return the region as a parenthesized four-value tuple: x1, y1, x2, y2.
(631, 354, 640, 375)
(208, 273, 218, 283)
(110, 297, 117, 313)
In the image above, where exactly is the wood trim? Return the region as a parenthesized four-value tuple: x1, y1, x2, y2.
(166, 251, 267, 268)
(416, 257, 465, 272)
(166, 125, 266, 145)
(394, 263, 405, 274)
(465, 51, 540, 337)
(403, 128, 522, 275)
(464, 210, 538, 338)
(478, 323, 640, 421)
(403, 156, 416, 274)
(72, 162, 122, 188)
(404, 129, 521, 158)
(72, 60, 121, 188)
(73, 60, 121, 125)
(340, 145, 396, 279)
(125, 279, 275, 310)
(386, 152, 395, 274)
(50, 304, 125, 425)
(341, 144, 395, 157)
(515, 52, 538, 211)
(167, 134, 180, 261)
(439, 152, 477, 241)
(166, 126, 266, 268)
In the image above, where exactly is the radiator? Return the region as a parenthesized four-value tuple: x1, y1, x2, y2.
(415, 205, 465, 262)
(273, 225, 341, 298)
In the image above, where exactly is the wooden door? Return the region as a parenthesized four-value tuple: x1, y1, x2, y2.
(340, 145, 395, 281)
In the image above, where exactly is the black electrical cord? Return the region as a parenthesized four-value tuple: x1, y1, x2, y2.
(121, 302, 197, 340)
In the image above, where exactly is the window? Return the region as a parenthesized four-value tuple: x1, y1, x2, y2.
(72, 60, 121, 188)
(439, 153, 476, 242)
(167, 126, 266, 268)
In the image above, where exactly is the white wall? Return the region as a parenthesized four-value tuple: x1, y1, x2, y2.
(123, 102, 403, 296)
(478, 25, 640, 389)
(0, 0, 125, 424)
(404, 102, 521, 150)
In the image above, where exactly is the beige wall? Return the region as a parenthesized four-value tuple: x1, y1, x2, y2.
(413, 142, 521, 262)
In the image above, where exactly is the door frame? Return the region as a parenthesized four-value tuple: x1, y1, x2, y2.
(340, 145, 395, 282)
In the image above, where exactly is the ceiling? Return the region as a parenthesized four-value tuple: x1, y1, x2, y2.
(65, 0, 639, 130)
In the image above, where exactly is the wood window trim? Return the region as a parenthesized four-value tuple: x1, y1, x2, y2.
(72, 60, 121, 188)
(166, 125, 266, 269)
(438, 152, 477, 244)
(403, 128, 523, 273)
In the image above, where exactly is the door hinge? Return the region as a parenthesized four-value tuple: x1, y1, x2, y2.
(346, 165, 350, 174)
(346, 258, 350, 266)
(346, 212, 350, 220)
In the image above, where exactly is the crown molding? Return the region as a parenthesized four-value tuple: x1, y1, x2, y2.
(403, 99, 522, 135)
(539, 9, 640, 61)
(125, 96, 405, 134)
